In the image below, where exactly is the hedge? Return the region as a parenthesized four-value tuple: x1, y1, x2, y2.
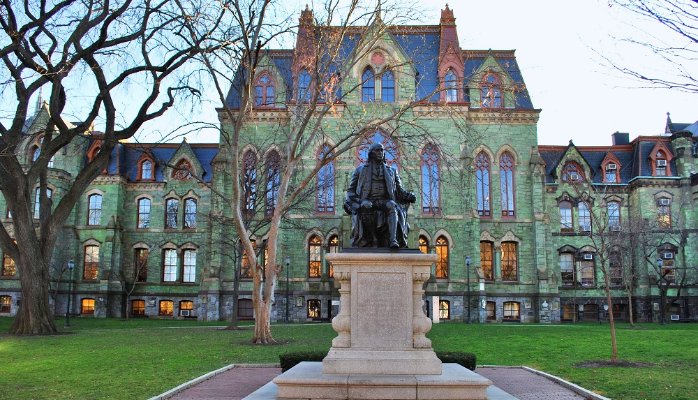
(279, 351, 476, 372)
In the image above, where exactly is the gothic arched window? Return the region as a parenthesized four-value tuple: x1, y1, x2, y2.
(242, 151, 257, 214)
(298, 69, 311, 102)
(421, 144, 440, 214)
(475, 152, 491, 217)
(254, 72, 275, 107)
(445, 69, 457, 102)
(435, 236, 449, 279)
(500, 152, 515, 217)
(316, 145, 335, 213)
(381, 70, 395, 102)
(308, 235, 322, 278)
(357, 130, 398, 169)
(265, 151, 281, 216)
(362, 67, 375, 102)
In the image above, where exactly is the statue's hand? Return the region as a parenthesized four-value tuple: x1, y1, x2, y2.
(360, 200, 373, 210)
(406, 192, 416, 203)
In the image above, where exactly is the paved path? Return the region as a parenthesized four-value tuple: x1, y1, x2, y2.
(164, 365, 596, 400)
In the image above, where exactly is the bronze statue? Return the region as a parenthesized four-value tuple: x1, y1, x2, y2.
(344, 143, 416, 248)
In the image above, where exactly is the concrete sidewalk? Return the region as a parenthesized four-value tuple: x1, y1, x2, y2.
(154, 365, 607, 400)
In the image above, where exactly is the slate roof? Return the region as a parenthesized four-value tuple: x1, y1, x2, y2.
(107, 143, 218, 183)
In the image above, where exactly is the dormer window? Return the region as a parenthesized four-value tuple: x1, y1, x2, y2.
(172, 159, 192, 180)
(604, 162, 618, 183)
(445, 69, 458, 102)
(254, 72, 275, 107)
(481, 72, 502, 108)
(648, 142, 673, 177)
(655, 151, 667, 176)
(561, 162, 584, 182)
(140, 160, 153, 180)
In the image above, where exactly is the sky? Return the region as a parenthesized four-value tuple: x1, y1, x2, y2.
(143, 0, 696, 146)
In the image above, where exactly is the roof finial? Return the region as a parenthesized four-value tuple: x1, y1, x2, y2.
(665, 111, 673, 134)
(376, 0, 382, 20)
(35, 88, 43, 113)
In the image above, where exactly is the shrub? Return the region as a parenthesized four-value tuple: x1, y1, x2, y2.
(435, 351, 477, 371)
(279, 350, 476, 372)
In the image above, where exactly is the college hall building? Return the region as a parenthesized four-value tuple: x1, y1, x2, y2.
(1, 6, 697, 324)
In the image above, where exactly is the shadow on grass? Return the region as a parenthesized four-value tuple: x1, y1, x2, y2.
(576, 360, 654, 368)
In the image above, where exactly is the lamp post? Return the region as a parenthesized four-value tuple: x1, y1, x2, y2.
(64, 260, 75, 328)
(285, 255, 291, 323)
(465, 256, 471, 324)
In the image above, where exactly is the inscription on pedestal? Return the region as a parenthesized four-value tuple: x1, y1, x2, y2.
(355, 271, 411, 349)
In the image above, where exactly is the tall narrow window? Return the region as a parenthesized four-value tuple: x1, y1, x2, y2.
(381, 71, 395, 102)
(83, 245, 100, 281)
(317, 145, 335, 213)
(307, 299, 321, 319)
(242, 151, 257, 213)
(480, 241, 494, 281)
(421, 144, 440, 214)
(298, 69, 311, 102)
(578, 201, 591, 232)
(419, 236, 429, 254)
(655, 151, 667, 176)
(609, 252, 623, 287)
(165, 198, 179, 229)
(657, 198, 672, 228)
(579, 255, 595, 286)
(445, 69, 458, 102)
(163, 249, 178, 282)
(240, 240, 255, 279)
(2, 253, 16, 277)
(140, 160, 153, 180)
(607, 201, 620, 229)
(265, 151, 281, 217)
(183, 249, 196, 283)
(475, 152, 491, 217)
(604, 162, 619, 183)
(327, 235, 339, 278)
(137, 198, 151, 229)
(486, 301, 496, 321)
(361, 67, 375, 102)
(435, 236, 449, 279)
(32, 146, 41, 163)
(87, 194, 102, 226)
(33, 187, 52, 219)
(481, 73, 502, 108)
(501, 242, 518, 281)
(560, 253, 575, 287)
(499, 152, 515, 216)
(184, 198, 197, 229)
(255, 73, 275, 107)
(559, 201, 573, 232)
(134, 248, 148, 283)
(308, 235, 322, 278)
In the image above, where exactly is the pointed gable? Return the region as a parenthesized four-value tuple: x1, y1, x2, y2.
(167, 139, 204, 181)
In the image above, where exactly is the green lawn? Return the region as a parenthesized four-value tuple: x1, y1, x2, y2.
(0, 318, 695, 399)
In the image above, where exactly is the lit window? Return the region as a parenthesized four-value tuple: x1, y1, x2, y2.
(265, 151, 281, 217)
(607, 201, 620, 229)
(172, 159, 192, 180)
(419, 236, 429, 254)
(316, 145, 335, 213)
(307, 299, 321, 319)
(657, 198, 671, 228)
(475, 152, 491, 217)
(361, 67, 375, 102)
(503, 301, 520, 321)
(381, 71, 395, 102)
(33, 187, 53, 219)
(500, 152, 515, 217)
(308, 235, 322, 278)
(445, 69, 457, 102)
(254, 73, 275, 107)
(134, 248, 148, 283)
(439, 300, 450, 320)
(421, 144, 440, 214)
(87, 194, 102, 226)
(578, 202, 591, 233)
(183, 249, 196, 283)
(481, 73, 502, 108)
(165, 198, 179, 229)
(298, 70, 311, 102)
(163, 249, 178, 282)
(137, 198, 151, 229)
(140, 160, 153, 180)
(435, 236, 449, 279)
(240, 240, 255, 279)
(559, 201, 573, 232)
(131, 299, 145, 316)
(327, 235, 339, 278)
(81, 298, 95, 315)
(486, 301, 496, 321)
(1, 295, 12, 313)
(480, 241, 494, 281)
(2, 252, 16, 278)
(179, 300, 194, 317)
(242, 151, 257, 213)
(579, 255, 595, 286)
(357, 130, 398, 169)
(560, 253, 575, 287)
(501, 242, 518, 281)
(83, 245, 99, 280)
(159, 300, 173, 316)
(184, 198, 197, 229)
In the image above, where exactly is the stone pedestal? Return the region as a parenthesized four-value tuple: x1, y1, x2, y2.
(246, 250, 494, 400)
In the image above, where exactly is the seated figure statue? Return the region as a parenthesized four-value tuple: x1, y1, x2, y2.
(343, 143, 416, 248)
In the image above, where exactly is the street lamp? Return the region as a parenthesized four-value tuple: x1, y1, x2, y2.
(284, 255, 291, 323)
(465, 256, 471, 324)
(64, 260, 75, 328)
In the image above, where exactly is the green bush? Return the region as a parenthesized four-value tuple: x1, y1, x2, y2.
(279, 350, 327, 372)
(435, 351, 476, 371)
(279, 350, 476, 372)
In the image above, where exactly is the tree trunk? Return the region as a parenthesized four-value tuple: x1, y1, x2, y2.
(627, 291, 635, 326)
(252, 296, 274, 344)
(9, 247, 57, 335)
(605, 290, 618, 362)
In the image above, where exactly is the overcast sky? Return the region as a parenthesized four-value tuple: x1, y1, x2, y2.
(143, 0, 696, 146)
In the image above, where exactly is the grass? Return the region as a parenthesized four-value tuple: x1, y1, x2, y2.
(0, 318, 696, 399)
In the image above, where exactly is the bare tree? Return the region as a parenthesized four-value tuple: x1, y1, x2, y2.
(608, 0, 698, 93)
(0, 0, 232, 334)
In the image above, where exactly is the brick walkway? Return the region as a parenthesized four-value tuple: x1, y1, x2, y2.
(162, 365, 596, 400)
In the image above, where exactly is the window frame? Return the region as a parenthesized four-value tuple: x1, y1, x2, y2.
(560, 253, 575, 287)
(307, 299, 321, 320)
(435, 236, 449, 279)
(419, 236, 430, 255)
(579, 254, 595, 287)
(559, 201, 574, 232)
(657, 198, 672, 229)
(327, 235, 339, 278)
(87, 193, 102, 226)
(162, 248, 178, 282)
(136, 197, 151, 229)
(480, 241, 494, 281)
(33, 187, 53, 219)
(182, 249, 197, 283)
(445, 69, 458, 102)
(138, 158, 155, 181)
(131, 299, 146, 316)
(0, 295, 12, 313)
(81, 298, 95, 315)
(503, 301, 520, 321)
(475, 152, 491, 217)
(361, 67, 375, 102)
(242, 151, 258, 214)
(607, 201, 621, 229)
(134, 248, 149, 283)
(578, 201, 592, 233)
(501, 241, 518, 282)
(308, 235, 322, 279)
(420, 144, 441, 215)
(83, 245, 100, 281)
(165, 198, 179, 229)
(297, 69, 311, 102)
(439, 299, 450, 320)
(381, 70, 395, 102)
(316, 145, 335, 214)
(265, 151, 281, 217)
(2, 253, 16, 278)
(159, 300, 174, 316)
(480, 72, 502, 108)
(254, 72, 276, 107)
(183, 198, 197, 229)
(499, 152, 515, 217)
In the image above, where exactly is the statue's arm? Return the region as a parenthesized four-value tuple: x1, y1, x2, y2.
(394, 169, 416, 203)
(344, 167, 362, 213)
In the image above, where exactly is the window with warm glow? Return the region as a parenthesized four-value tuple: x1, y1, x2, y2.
(81, 298, 95, 315)
(131, 299, 145, 316)
(307, 299, 321, 319)
(503, 301, 520, 321)
(159, 300, 173, 316)
(657, 198, 672, 228)
(83, 245, 99, 280)
(308, 236, 322, 278)
(439, 300, 450, 320)
(435, 236, 449, 279)
(419, 236, 429, 254)
(2, 254, 16, 278)
(327, 235, 339, 278)
(0, 295, 11, 313)
(480, 241, 494, 281)
(501, 242, 518, 281)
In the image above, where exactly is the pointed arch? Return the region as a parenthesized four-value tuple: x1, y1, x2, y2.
(475, 151, 491, 217)
(297, 69, 311, 102)
(481, 71, 502, 108)
(264, 150, 281, 216)
(421, 143, 440, 214)
(434, 235, 449, 279)
(316, 144, 335, 213)
(361, 67, 375, 102)
(499, 151, 515, 217)
(444, 68, 458, 102)
(254, 71, 276, 107)
(357, 129, 399, 169)
(308, 234, 322, 278)
(242, 150, 258, 214)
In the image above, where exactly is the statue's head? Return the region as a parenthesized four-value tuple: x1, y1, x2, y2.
(368, 143, 385, 163)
